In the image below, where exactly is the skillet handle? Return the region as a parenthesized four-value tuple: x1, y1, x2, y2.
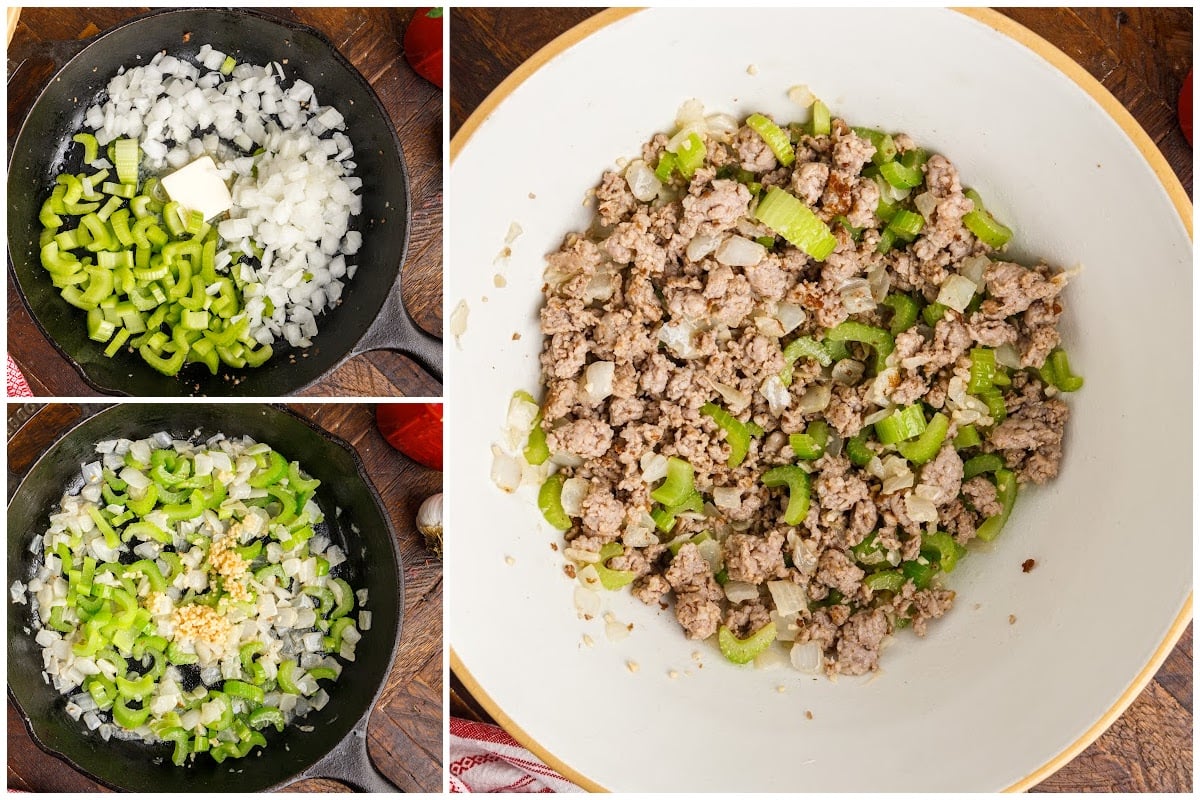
(299, 722, 402, 793)
(348, 278, 443, 383)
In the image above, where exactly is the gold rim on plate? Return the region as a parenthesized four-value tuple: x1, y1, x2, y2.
(449, 6, 1194, 793)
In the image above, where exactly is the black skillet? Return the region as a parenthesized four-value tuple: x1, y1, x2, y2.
(8, 404, 403, 792)
(7, 7, 442, 396)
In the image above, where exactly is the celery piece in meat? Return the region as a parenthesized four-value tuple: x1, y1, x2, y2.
(975, 469, 1018, 541)
(650, 456, 695, 506)
(745, 113, 796, 166)
(537, 473, 572, 531)
(896, 412, 949, 464)
(718, 622, 777, 665)
(755, 186, 837, 261)
(761, 466, 811, 526)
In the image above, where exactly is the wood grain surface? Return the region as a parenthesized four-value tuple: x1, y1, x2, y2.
(6, 402, 443, 792)
(448, 6, 1193, 793)
(7, 7, 443, 398)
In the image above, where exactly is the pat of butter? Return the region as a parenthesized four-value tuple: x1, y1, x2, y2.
(160, 156, 232, 221)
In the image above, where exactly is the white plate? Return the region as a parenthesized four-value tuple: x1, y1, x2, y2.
(447, 7, 1191, 792)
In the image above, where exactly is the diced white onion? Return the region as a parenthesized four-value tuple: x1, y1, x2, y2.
(790, 641, 824, 674)
(724, 581, 760, 604)
(624, 159, 662, 202)
(796, 384, 831, 414)
(716, 236, 766, 268)
(696, 538, 723, 573)
(622, 515, 659, 548)
(640, 452, 669, 484)
(913, 191, 938, 219)
(995, 343, 1022, 369)
(840, 278, 876, 314)
(768, 580, 808, 617)
(961, 254, 991, 286)
(713, 486, 742, 510)
(761, 375, 792, 416)
(775, 302, 807, 335)
(867, 263, 891, 303)
(832, 359, 865, 386)
(686, 233, 722, 262)
(582, 361, 615, 404)
(936, 274, 977, 313)
(904, 492, 939, 523)
(787, 85, 815, 108)
(490, 446, 522, 493)
(657, 319, 702, 359)
(559, 478, 589, 517)
(574, 584, 601, 618)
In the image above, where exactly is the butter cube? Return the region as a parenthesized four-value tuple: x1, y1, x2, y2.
(160, 156, 232, 221)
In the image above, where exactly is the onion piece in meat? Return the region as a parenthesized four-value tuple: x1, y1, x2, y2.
(686, 233, 722, 262)
(716, 236, 766, 268)
(761, 375, 792, 416)
(913, 191, 938, 219)
(867, 263, 891, 303)
(712, 382, 751, 413)
(624, 159, 662, 202)
(582, 361, 615, 404)
(775, 302, 807, 335)
(713, 486, 742, 510)
(840, 278, 876, 314)
(559, 478, 589, 517)
(724, 581, 759, 604)
(767, 580, 808, 617)
(995, 343, 1022, 369)
(790, 641, 824, 674)
(704, 112, 739, 137)
(796, 383, 832, 414)
(937, 274, 978, 313)
(696, 538, 723, 573)
(832, 359, 865, 386)
(904, 492, 939, 524)
(658, 320, 703, 359)
(640, 452, 669, 484)
(961, 254, 991, 286)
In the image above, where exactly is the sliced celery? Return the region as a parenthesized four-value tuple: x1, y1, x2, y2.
(745, 113, 795, 166)
(754, 186, 837, 261)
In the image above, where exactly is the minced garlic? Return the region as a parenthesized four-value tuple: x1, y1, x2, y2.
(171, 603, 235, 657)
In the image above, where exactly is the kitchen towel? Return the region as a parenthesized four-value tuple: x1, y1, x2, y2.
(449, 717, 582, 793)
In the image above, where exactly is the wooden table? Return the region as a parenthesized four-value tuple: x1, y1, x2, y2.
(6, 402, 443, 792)
(7, 7, 442, 397)
(449, 7, 1193, 793)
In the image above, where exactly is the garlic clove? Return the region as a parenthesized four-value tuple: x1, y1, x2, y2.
(416, 493, 443, 557)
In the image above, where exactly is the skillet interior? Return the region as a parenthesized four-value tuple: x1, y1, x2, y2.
(7, 404, 402, 792)
(6, 8, 412, 396)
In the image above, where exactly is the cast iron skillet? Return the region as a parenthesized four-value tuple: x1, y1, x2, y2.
(7, 7, 442, 396)
(8, 404, 403, 791)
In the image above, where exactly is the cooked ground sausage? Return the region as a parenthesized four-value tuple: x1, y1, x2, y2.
(537, 105, 1077, 675)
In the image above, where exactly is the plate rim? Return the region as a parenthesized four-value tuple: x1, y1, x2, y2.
(448, 6, 1194, 793)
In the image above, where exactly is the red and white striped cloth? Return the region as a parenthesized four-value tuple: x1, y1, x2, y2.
(8, 354, 33, 397)
(449, 718, 582, 793)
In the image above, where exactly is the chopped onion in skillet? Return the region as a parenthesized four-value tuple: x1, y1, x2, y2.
(12, 432, 368, 765)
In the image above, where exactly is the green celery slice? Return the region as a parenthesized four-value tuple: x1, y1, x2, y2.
(745, 113, 795, 166)
(755, 186, 837, 261)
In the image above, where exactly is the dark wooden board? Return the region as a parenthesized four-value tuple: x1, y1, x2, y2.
(448, 6, 1193, 793)
(7, 7, 443, 398)
(6, 402, 443, 792)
